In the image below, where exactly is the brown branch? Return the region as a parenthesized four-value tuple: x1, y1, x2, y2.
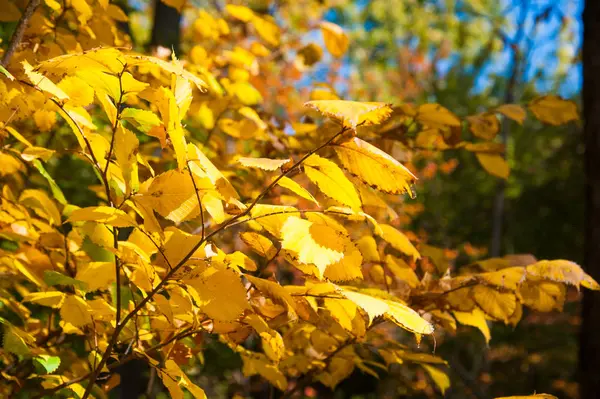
(187, 161, 205, 240)
(1, 0, 41, 66)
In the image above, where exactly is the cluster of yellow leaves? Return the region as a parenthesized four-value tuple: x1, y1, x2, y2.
(0, 1, 589, 398)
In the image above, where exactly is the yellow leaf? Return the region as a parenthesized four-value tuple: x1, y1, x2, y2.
(281, 216, 345, 277)
(226, 4, 254, 21)
(385, 255, 420, 288)
(244, 314, 284, 362)
(21, 146, 55, 162)
(472, 285, 516, 323)
(519, 281, 565, 312)
(526, 259, 600, 290)
(75, 262, 115, 292)
(20, 189, 61, 225)
(276, 176, 319, 205)
(305, 100, 392, 129)
(453, 308, 491, 344)
(34, 110, 57, 132)
(156, 360, 207, 399)
(238, 157, 290, 171)
(114, 126, 139, 195)
(529, 95, 578, 125)
(121, 108, 162, 133)
(240, 351, 288, 391)
(22, 291, 65, 308)
(356, 236, 380, 263)
(245, 275, 297, 318)
(135, 170, 212, 223)
(250, 204, 297, 236)
(187, 143, 239, 201)
(58, 76, 94, 107)
(416, 104, 461, 128)
(154, 87, 187, 170)
(107, 4, 128, 21)
(252, 15, 281, 46)
(68, 206, 137, 227)
(320, 21, 349, 57)
(323, 242, 363, 282)
(125, 53, 206, 92)
(339, 289, 388, 324)
(324, 298, 359, 332)
(384, 299, 434, 335)
(422, 365, 450, 394)
(303, 155, 361, 211)
(476, 153, 510, 179)
(240, 232, 277, 259)
(467, 113, 500, 140)
(377, 224, 420, 261)
(60, 295, 93, 327)
(22, 61, 69, 101)
(496, 104, 526, 125)
(478, 267, 526, 290)
(186, 268, 249, 321)
(334, 137, 417, 195)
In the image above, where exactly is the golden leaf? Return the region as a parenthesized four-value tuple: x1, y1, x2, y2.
(416, 104, 461, 128)
(60, 295, 93, 327)
(377, 224, 420, 261)
(22, 61, 69, 101)
(226, 4, 254, 22)
(453, 308, 491, 344)
(303, 155, 361, 210)
(75, 262, 116, 292)
(320, 21, 349, 58)
(384, 299, 434, 335)
(529, 95, 578, 126)
(526, 259, 600, 290)
(334, 137, 416, 195)
(472, 285, 516, 323)
(67, 206, 137, 227)
(22, 291, 65, 308)
(305, 100, 392, 129)
(519, 281, 565, 312)
(114, 126, 139, 195)
(476, 153, 510, 179)
(240, 232, 278, 259)
(467, 113, 500, 140)
(238, 157, 290, 171)
(422, 365, 450, 394)
(276, 176, 319, 205)
(496, 104, 526, 125)
(186, 268, 249, 321)
(281, 216, 345, 277)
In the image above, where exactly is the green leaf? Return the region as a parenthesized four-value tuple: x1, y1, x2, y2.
(32, 160, 67, 205)
(121, 108, 162, 133)
(43, 270, 88, 291)
(34, 355, 61, 374)
(0, 65, 15, 81)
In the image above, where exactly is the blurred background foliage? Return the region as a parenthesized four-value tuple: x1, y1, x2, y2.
(0, 0, 584, 398)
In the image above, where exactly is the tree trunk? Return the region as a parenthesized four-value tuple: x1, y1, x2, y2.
(150, 0, 182, 54)
(580, 1, 600, 398)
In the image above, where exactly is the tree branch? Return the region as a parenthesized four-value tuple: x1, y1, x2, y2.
(1, 0, 41, 67)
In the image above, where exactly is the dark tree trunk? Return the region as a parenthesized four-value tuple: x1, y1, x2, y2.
(150, 0, 182, 54)
(580, 1, 600, 398)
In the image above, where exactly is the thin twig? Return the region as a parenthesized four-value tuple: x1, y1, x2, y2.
(1, 0, 41, 66)
(187, 161, 205, 240)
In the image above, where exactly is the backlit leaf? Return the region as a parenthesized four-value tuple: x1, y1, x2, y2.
(320, 21, 349, 58)
(238, 157, 290, 171)
(303, 155, 361, 211)
(68, 206, 137, 227)
(334, 137, 417, 195)
(305, 100, 393, 129)
(453, 308, 491, 344)
(377, 224, 420, 261)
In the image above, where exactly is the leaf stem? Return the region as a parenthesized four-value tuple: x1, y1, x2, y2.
(1, 0, 42, 66)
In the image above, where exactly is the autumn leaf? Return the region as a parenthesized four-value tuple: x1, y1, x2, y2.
(303, 155, 362, 210)
(528, 95, 578, 126)
(305, 100, 393, 129)
(320, 21, 349, 58)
